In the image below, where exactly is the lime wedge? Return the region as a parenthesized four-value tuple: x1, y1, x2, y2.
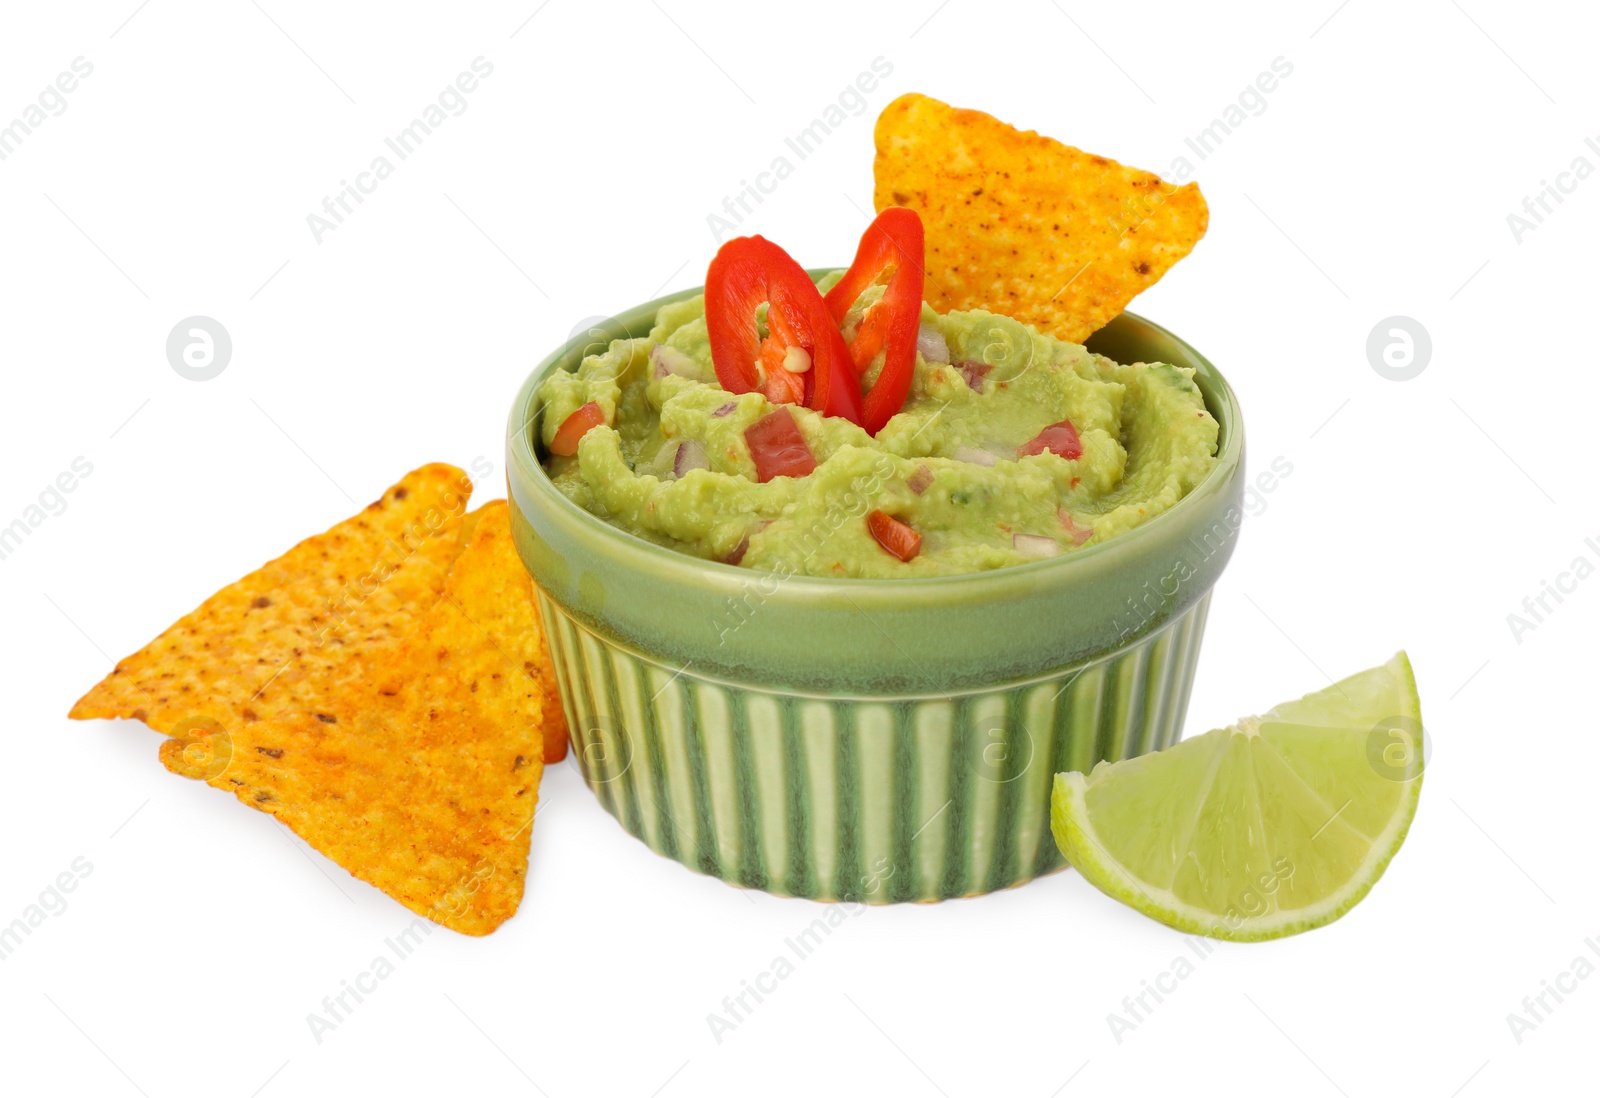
(1051, 652, 1424, 940)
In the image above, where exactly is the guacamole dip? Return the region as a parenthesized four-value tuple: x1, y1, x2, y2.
(538, 278, 1219, 579)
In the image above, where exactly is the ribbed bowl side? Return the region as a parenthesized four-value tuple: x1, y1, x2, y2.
(540, 591, 1211, 903)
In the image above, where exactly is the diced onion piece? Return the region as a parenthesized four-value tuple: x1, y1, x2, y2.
(724, 534, 750, 566)
(917, 324, 950, 364)
(1059, 508, 1094, 545)
(952, 445, 1000, 467)
(906, 464, 935, 495)
(650, 343, 699, 379)
(1019, 419, 1084, 461)
(958, 361, 993, 391)
(647, 442, 680, 478)
(712, 401, 737, 417)
(550, 401, 606, 456)
(867, 510, 922, 562)
(674, 438, 710, 477)
(1013, 533, 1061, 559)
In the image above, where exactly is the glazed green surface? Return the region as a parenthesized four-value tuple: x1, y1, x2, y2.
(538, 281, 1219, 578)
(542, 587, 1210, 902)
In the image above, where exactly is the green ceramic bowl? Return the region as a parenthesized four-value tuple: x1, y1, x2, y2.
(506, 280, 1245, 903)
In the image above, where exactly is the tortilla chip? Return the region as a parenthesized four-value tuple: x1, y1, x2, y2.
(69, 463, 473, 733)
(873, 93, 1208, 345)
(481, 507, 569, 765)
(532, 630, 570, 764)
(380, 500, 568, 764)
(160, 503, 546, 935)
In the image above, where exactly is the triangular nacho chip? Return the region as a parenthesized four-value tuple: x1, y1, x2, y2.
(161, 503, 545, 935)
(380, 500, 567, 764)
(873, 92, 1208, 345)
(69, 463, 474, 733)
(441, 502, 568, 764)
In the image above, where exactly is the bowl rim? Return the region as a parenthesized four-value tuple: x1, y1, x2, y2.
(506, 276, 1244, 602)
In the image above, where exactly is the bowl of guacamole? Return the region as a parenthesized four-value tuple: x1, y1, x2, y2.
(507, 274, 1244, 903)
(536, 272, 1219, 577)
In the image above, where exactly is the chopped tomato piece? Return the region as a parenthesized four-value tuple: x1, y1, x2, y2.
(1019, 418, 1083, 461)
(866, 510, 922, 562)
(744, 407, 816, 482)
(549, 401, 606, 456)
(705, 236, 863, 424)
(824, 207, 926, 435)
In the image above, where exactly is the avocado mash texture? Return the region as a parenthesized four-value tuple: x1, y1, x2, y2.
(538, 279, 1219, 579)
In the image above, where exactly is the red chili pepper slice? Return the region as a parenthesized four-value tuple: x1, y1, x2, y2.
(549, 401, 606, 456)
(844, 302, 892, 374)
(866, 510, 922, 562)
(824, 207, 926, 436)
(744, 407, 816, 483)
(756, 339, 804, 405)
(706, 236, 863, 425)
(1019, 419, 1084, 461)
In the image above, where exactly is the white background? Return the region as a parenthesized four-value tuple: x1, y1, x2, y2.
(1, 1, 1594, 1095)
